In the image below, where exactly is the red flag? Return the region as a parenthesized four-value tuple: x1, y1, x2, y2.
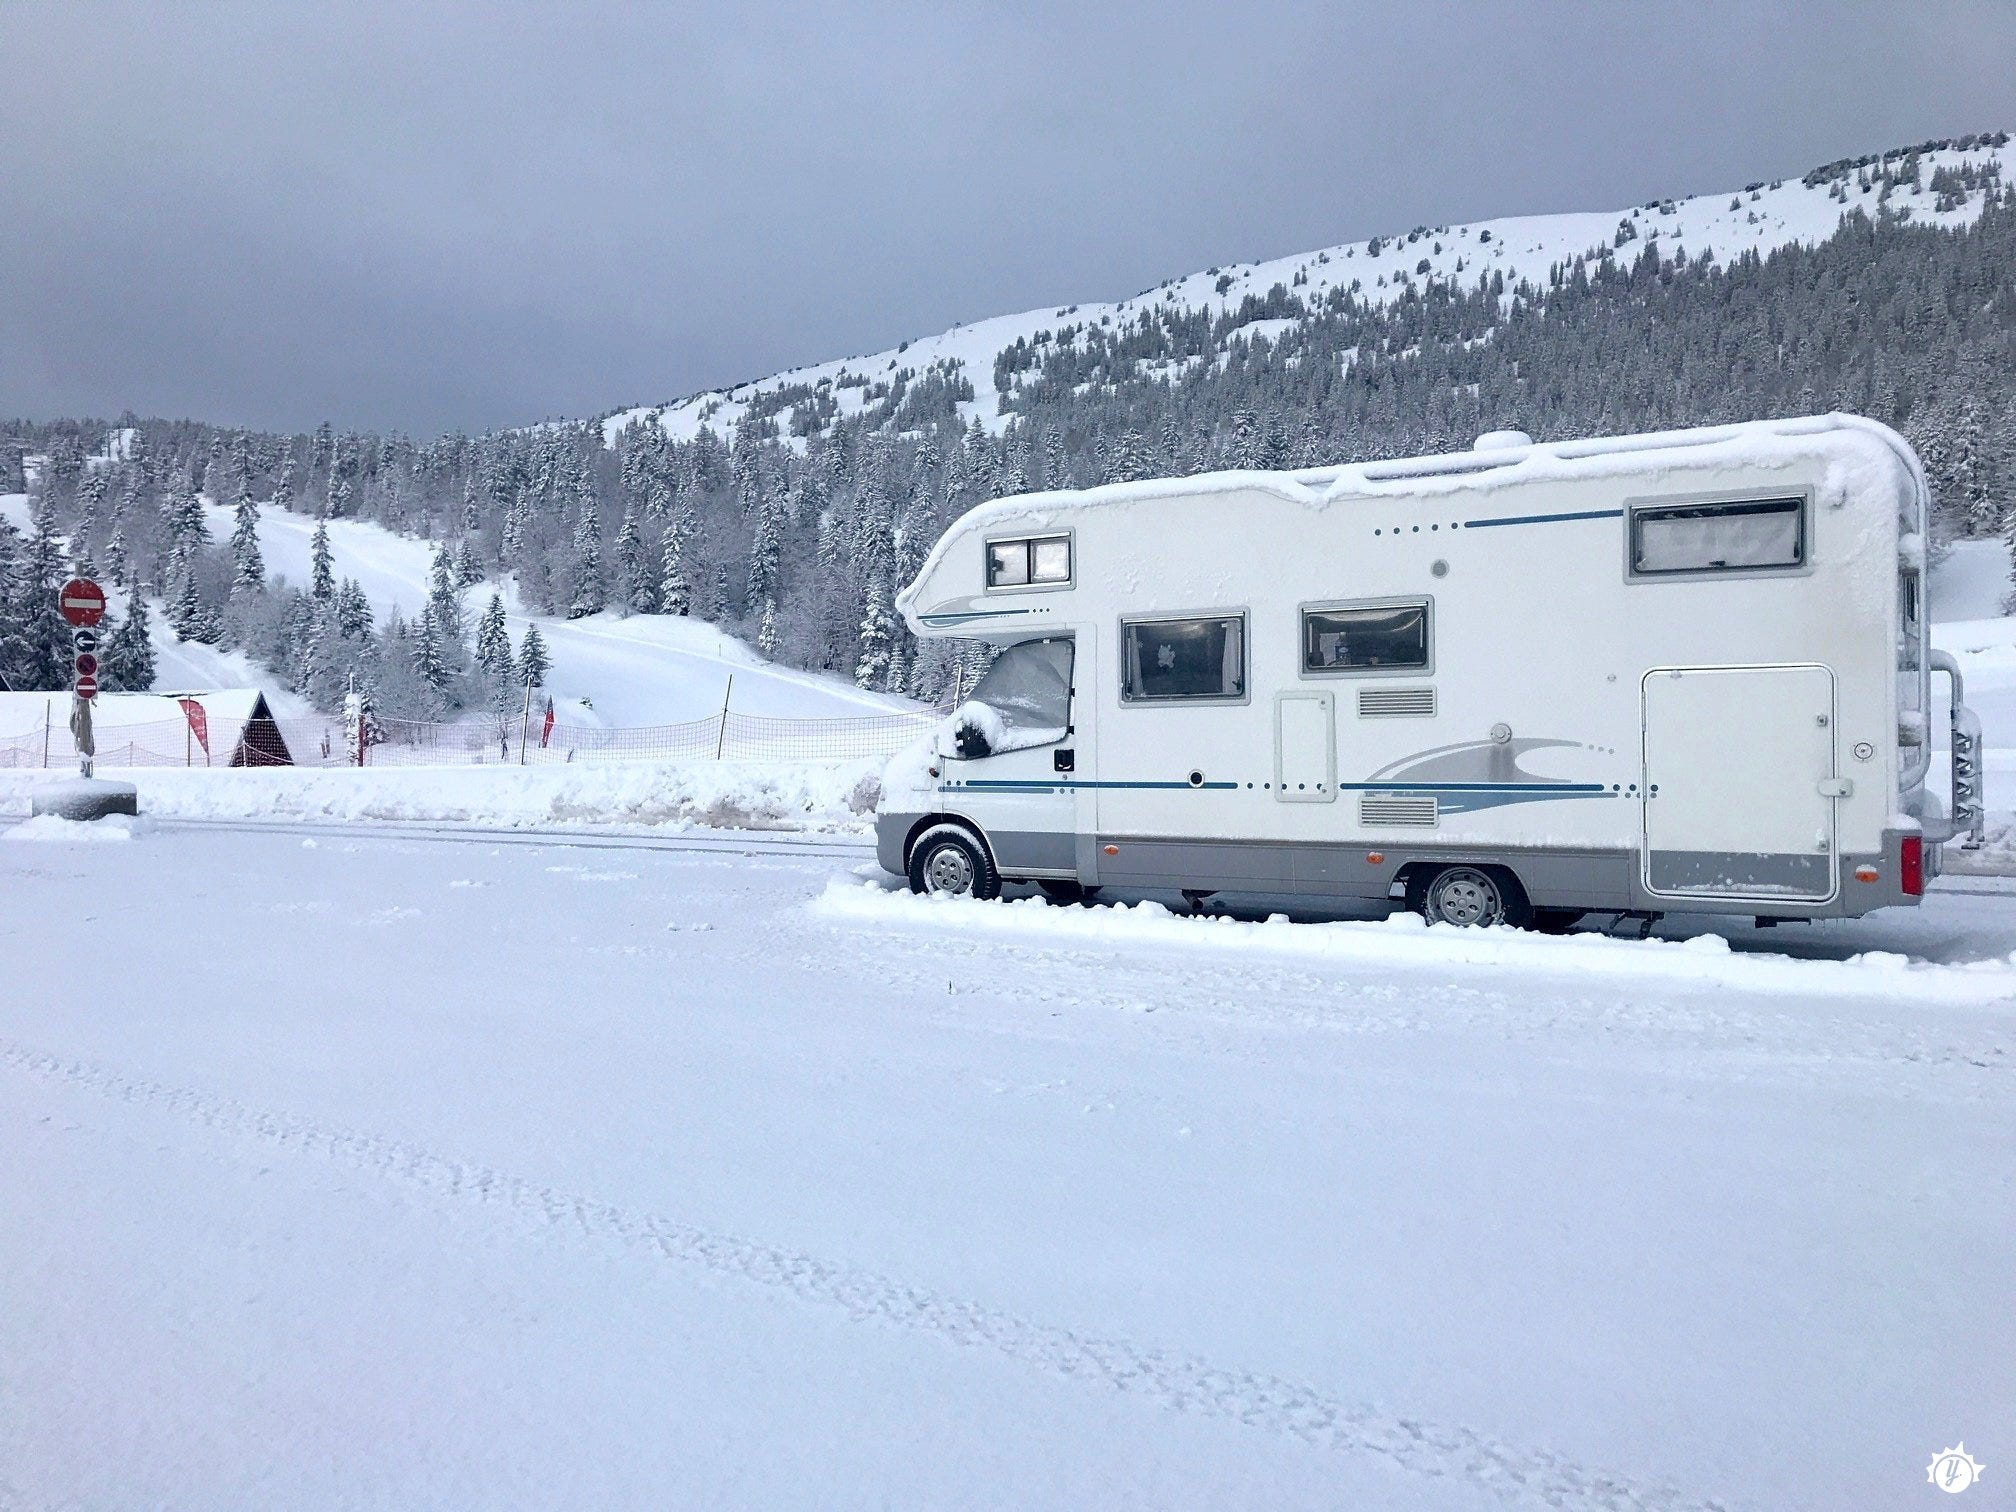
(540, 695, 556, 748)
(177, 697, 211, 756)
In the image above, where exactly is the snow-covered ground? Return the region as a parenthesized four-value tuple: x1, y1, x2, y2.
(1, 822, 2010, 1509)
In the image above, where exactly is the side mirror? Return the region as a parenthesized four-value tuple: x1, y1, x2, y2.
(953, 718, 993, 760)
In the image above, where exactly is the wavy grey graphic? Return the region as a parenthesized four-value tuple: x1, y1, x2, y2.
(1368, 738, 1614, 813)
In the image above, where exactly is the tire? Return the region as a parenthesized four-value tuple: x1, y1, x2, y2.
(907, 827, 1001, 901)
(1527, 908, 1585, 935)
(1037, 879, 1096, 905)
(1416, 865, 1527, 928)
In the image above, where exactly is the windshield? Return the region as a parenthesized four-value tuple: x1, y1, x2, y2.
(948, 637, 1072, 757)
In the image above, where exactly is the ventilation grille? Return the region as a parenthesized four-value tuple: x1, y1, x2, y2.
(1357, 686, 1436, 719)
(1359, 793, 1438, 827)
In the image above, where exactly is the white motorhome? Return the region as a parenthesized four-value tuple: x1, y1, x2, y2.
(878, 415, 1985, 928)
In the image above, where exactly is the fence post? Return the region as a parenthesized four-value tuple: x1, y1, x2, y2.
(42, 700, 51, 768)
(713, 675, 734, 760)
(518, 682, 533, 765)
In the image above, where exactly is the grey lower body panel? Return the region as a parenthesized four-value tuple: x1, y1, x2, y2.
(876, 812, 927, 877)
(878, 814, 1921, 920)
(1093, 835, 1631, 909)
(1086, 833, 1914, 920)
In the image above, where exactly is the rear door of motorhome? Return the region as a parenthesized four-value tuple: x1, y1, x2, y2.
(1642, 664, 1839, 902)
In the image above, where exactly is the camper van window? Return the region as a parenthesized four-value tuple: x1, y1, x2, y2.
(1302, 602, 1430, 673)
(950, 637, 1073, 757)
(1630, 497, 1805, 577)
(1122, 616, 1246, 702)
(986, 535, 1071, 589)
(987, 541, 1030, 587)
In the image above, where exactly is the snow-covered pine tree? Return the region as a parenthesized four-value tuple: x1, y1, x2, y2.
(103, 526, 127, 586)
(454, 536, 483, 588)
(18, 505, 71, 686)
(617, 500, 653, 613)
(336, 577, 374, 638)
(427, 542, 465, 643)
(229, 485, 264, 596)
(474, 591, 512, 678)
(411, 602, 450, 699)
(746, 495, 781, 608)
(756, 597, 779, 659)
(516, 622, 551, 687)
(569, 477, 605, 618)
(0, 516, 35, 691)
(102, 584, 156, 692)
(657, 527, 689, 616)
(854, 572, 898, 690)
(310, 516, 335, 600)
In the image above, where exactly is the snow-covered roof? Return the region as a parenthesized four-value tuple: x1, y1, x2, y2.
(949, 412, 1912, 525)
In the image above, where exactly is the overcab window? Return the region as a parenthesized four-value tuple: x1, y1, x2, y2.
(1629, 497, 1805, 577)
(986, 534, 1072, 589)
(1122, 615, 1246, 703)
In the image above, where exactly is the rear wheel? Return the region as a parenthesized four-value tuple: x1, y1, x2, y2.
(1415, 865, 1527, 928)
(908, 828, 1001, 901)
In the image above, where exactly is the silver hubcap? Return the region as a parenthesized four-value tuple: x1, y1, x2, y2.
(1430, 869, 1501, 926)
(924, 844, 975, 896)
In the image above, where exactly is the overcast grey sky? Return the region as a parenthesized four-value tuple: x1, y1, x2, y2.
(3, 0, 2013, 437)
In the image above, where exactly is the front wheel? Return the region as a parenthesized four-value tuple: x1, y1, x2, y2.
(1415, 865, 1526, 928)
(908, 828, 1001, 901)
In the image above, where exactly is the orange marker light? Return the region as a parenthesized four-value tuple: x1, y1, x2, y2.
(1854, 865, 1879, 884)
(1366, 851, 1385, 865)
(1102, 844, 1119, 856)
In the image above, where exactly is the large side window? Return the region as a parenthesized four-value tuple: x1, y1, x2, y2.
(1302, 600, 1430, 674)
(986, 534, 1071, 589)
(950, 637, 1072, 757)
(1629, 497, 1805, 578)
(1122, 615, 1246, 703)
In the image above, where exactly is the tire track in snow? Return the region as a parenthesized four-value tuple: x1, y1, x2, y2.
(1, 1038, 1730, 1512)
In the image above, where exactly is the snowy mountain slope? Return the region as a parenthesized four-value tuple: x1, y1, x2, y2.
(188, 497, 921, 726)
(603, 137, 2013, 448)
(3, 489, 920, 727)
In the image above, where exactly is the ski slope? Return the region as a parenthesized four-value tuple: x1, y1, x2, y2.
(2, 821, 2010, 1509)
(2, 490, 916, 727)
(602, 139, 2014, 447)
(190, 494, 916, 726)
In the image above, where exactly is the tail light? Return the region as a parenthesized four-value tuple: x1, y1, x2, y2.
(1900, 835, 1924, 897)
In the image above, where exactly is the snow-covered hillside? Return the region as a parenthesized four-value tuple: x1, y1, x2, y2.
(2, 489, 919, 728)
(603, 136, 2013, 449)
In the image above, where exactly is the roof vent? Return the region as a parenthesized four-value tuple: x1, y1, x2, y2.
(1473, 429, 1533, 452)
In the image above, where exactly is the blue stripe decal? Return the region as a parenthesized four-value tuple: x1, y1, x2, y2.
(1339, 781, 1611, 793)
(918, 608, 1036, 626)
(1461, 508, 1623, 530)
(940, 779, 1610, 795)
(942, 779, 1240, 791)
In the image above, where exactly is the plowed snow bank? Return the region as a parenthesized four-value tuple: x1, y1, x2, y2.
(0, 761, 881, 833)
(814, 879, 2016, 1004)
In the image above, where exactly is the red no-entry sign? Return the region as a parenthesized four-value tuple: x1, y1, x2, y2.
(58, 578, 106, 628)
(75, 673, 99, 700)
